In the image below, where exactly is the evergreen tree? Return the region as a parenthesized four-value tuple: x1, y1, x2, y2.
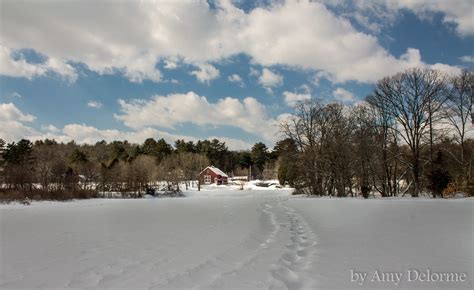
(251, 142, 268, 177)
(274, 138, 298, 186)
(175, 139, 196, 153)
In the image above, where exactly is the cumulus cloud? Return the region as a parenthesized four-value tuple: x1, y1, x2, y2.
(233, 2, 458, 83)
(323, 0, 474, 37)
(0, 103, 38, 142)
(164, 57, 179, 69)
(393, 0, 473, 37)
(459, 56, 474, 63)
(168, 79, 179, 84)
(249, 67, 260, 77)
(259, 68, 283, 92)
(123, 61, 162, 83)
(283, 91, 311, 107)
(0, 102, 35, 122)
(0, 0, 458, 84)
(115, 91, 281, 143)
(0, 45, 77, 82)
(0, 1, 160, 83)
(87, 100, 103, 109)
(0, 102, 255, 149)
(190, 63, 220, 84)
(52, 124, 253, 150)
(60, 124, 156, 144)
(42, 124, 60, 133)
(429, 62, 462, 76)
(206, 136, 253, 151)
(228, 74, 245, 87)
(333, 88, 355, 102)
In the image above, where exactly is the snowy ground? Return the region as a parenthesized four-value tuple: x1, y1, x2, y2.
(0, 189, 472, 289)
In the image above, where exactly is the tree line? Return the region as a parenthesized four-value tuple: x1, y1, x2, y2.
(280, 68, 473, 198)
(0, 137, 280, 200)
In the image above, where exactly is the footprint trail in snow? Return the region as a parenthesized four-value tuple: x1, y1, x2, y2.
(270, 202, 318, 290)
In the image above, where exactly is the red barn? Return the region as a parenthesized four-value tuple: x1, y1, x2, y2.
(199, 166, 228, 185)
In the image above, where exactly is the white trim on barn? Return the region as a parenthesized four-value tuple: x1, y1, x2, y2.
(199, 166, 229, 177)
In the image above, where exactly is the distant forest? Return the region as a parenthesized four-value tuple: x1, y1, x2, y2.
(0, 68, 472, 200)
(0, 136, 277, 198)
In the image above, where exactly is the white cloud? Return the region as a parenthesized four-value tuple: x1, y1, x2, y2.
(7, 91, 22, 98)
(115, 91, 281, 143)
(0, 121, 38, 142)
(351, 11, 382, 34)
(0, 100, 262, 149)
(37, 124, 253, 150)
(0, 45, 77, 82)
(0, 1, 161, 83)
(299, 84, 311, 94)
(2, 118, 255, 150)
(0, 102, 35, 122)
(394, 0, 473, 37)
(323, 0, 474, 37)
(60, 124, 159, 144)
(87, 100, 103, 109)
(459, 56, 474, 63)
(42, 124, 60, 133)
(249, 67, 260, 77)
(190, 63, 220, 84)
(228, 74, 245, 87)
(50, 125, 253, 150)
(258, 68, 283, 92)
(0, 117, 255, 151)
(0, 103, 38, 142)
(207, 136, 253, 151)
(333, 87, 355, 102)
(283, 91, 311, 107)
(310, 71, 331, 86)
(164, 57, 179, 69)
(429, 62, 462, 77)
(235, 2, 457, 83)
(0, 0, 458, 84)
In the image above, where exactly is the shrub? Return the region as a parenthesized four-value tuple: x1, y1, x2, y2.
(442, 183, 458, 198)
(0, 189, 99, 202)
(0, 190, 26, 202)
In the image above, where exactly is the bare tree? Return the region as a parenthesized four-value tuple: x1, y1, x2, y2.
(281, 101, 354, 196)
(129, 155, 158, 196)
(281, 100, 325, 195)
(367, 93, 402, 197)
(352, 104, 377, 197)
(323, 103, 354, 197)
(443, 70, 473, 181)
(262, 159, 278, 180)
(158, 154, 184, 193)
(368, 68, 447, 197)
(0, 138, 6, 186)
(33, 144, 57, 191)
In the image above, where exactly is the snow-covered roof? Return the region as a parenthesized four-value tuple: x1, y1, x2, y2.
(200, 166, 228, 177)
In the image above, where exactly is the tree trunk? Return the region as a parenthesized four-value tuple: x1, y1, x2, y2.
(413, 158, 420, 198)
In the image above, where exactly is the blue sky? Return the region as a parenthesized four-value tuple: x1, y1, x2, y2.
(0, 0, 472, 149)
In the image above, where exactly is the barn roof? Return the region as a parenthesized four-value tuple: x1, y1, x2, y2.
(200, 166, 228, 177)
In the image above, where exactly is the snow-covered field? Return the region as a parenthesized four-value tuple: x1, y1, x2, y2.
(0, 189, 472, 289)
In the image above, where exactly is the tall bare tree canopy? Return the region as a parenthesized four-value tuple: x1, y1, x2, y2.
(367, 68, 448, 197)
(280, 68, 473, 198)
(443, 70, 474, 180)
